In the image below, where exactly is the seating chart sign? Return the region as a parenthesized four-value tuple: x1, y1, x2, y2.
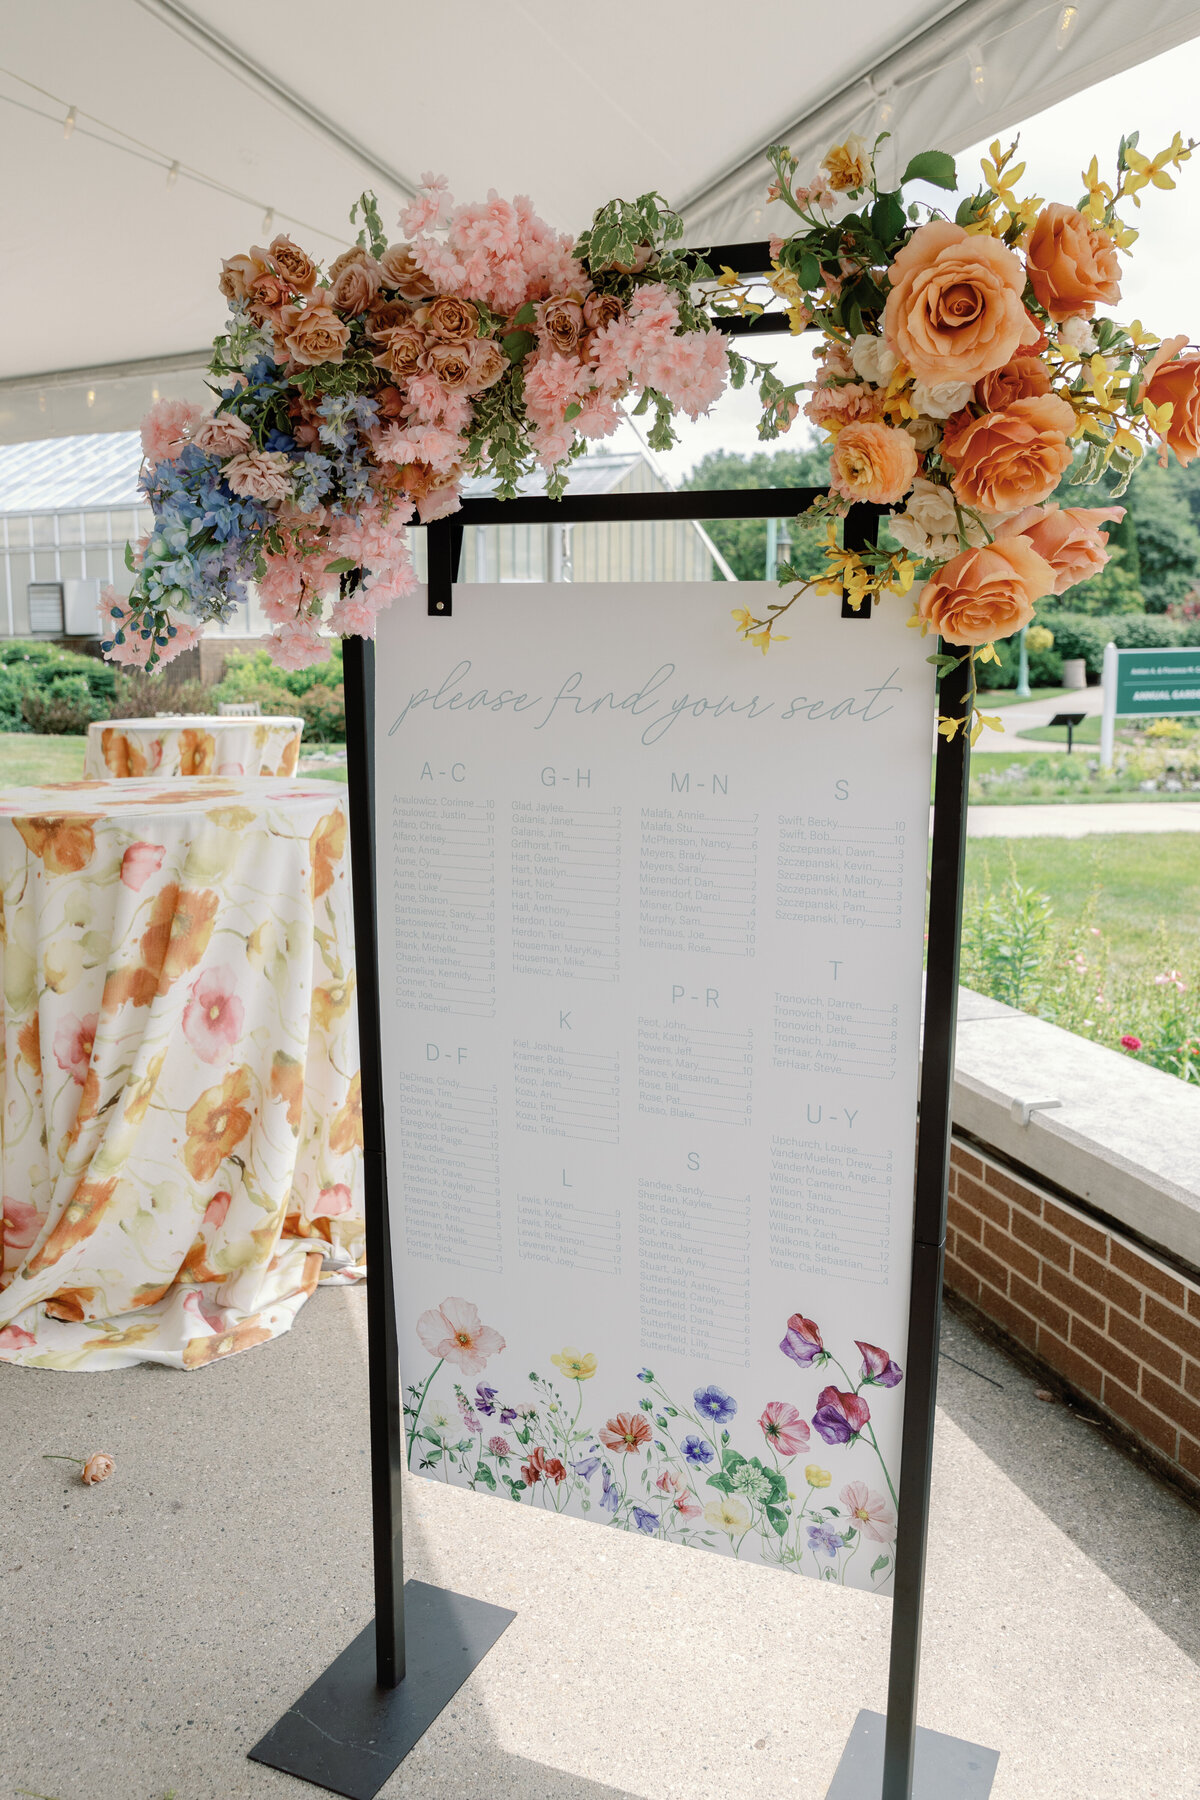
(375, 582, 935, 1592)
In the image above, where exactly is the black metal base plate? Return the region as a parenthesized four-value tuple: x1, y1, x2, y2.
(248, 1581, 516, 1800)
(826, 1709, 999, 1798)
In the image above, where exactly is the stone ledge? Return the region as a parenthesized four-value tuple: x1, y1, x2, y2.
(949, 988, 1200, 1274)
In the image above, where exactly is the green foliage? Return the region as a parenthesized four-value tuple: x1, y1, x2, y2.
(213, 642, 345, 741)
(1057, 543, 1145, 615)
(1054, 451, 1200, 613)
(973, 633, 1063, 690)
(1024, 610, 1200, 677)
(681, 444, 831, 581)
(962, 864, 1053, 1011)
(0, 640, 116, 734)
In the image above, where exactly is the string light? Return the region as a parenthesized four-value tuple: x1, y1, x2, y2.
(1056, 4, 1080, 50)
(62, 104, 76, 139)
(967, 40, 987, 103)
(165, 159, 179, 189)
(262, 206, 275, 237)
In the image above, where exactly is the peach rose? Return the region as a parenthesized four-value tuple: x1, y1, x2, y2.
(281, 300, 350, 368)
(806, 382, 882, 430)
(829, 422, 918, 505)
(373, 323, 425, 380)
(365, 299, 411, 343)
(376, 385, 407, 420)
(469, 339, 507, 391)
(379, 242, 436, 300)
(917, 537, 1055, 646)
(942, 393, 1075, 512)
(267, 235, 318, 294)
(218, 251, 265, 304)
(222, 451, 294, 503)
(425, 341, 474, 390)
(192, 413, 254, 458)
(883, 219, 1038, 384)
(1143, 346, 1200, 466)
(583, 291, 623, 331)
(246, 266, 291, 325)
(329, 257, 383, 314)
(422, 295, 480, 343)
(974, 356, 1051, 410)
(997, 503, 1124, 594)
(540, 296, 585, 356)
(81, 1452, 116, 1485)
(1024, 203, 1121, 322)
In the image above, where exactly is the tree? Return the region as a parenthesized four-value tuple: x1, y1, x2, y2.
(682, 443, 830, 582)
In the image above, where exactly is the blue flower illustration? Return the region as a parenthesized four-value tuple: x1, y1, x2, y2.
(808, 1525, 845, 1558)
(682, 1435, 715, 1467)
(694, 1384, 737, 1424)
(632, 1507, 659, 1534)
(600, 1467, 619, 1514)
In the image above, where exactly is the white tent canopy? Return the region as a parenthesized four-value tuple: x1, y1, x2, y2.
(2, 0, 1199, 440)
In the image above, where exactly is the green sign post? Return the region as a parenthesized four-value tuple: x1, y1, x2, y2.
(1100, 642, 1200, 765)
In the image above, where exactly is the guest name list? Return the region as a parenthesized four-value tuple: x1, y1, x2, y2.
(376, 583, 935, 1569)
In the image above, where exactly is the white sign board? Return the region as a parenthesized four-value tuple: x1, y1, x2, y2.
(375, 582, 935, 1591)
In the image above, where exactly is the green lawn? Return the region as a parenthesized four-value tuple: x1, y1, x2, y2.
(964, 833, 1200, 969)
(0, 733, 86, 786)
(979, 686, 1071, 710)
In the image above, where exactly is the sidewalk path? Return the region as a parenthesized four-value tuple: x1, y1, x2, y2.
(965, 801, 1200, 836)
(974, 683, 1104, 753)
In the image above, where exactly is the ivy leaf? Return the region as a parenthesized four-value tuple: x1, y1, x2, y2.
(901, 150, 958, 190)
(323, 556, 358, 574)
(870, 1554, 891, 1576)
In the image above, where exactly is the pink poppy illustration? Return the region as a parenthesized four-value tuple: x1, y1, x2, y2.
(840, 1480, 896, 1543)
(182, 1288, 225, 1333)
(182, 967, 245, 1063)
(52, 1012, 98, 1085)
(311, 1184, 353, 1218)
(0, 1324, 37, 1351)
(416, 1296, 506, 1374)
(120, 841, 166, 892)
(3, 1195, 40, 1254)
(758, 1399, 810, 1456)
(202, 1190, 231, 1232)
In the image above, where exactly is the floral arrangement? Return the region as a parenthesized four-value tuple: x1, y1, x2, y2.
(729, 129, 1198, 736)
(406, 1294, 902, 1588)
(107, 186, 731, 672)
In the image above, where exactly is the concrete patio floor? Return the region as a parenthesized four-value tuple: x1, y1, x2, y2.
(4, 1286, 1198, 1800)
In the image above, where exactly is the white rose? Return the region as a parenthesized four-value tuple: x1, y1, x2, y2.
(850, 333, 899, 388)
(889, 477, 996, 557)
(910, 379, 974, 419)
(1058, 314, 1097, 356)
(904, 418, 940, 452)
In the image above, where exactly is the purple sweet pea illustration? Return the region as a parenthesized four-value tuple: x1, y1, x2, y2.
(856, 1340, 904, 1389)
(475, 1383, 498, 1416)
(780, 1313, 826, 1369)
(812, 1385, 871, 1446)
(632, 1506, 659, 1534)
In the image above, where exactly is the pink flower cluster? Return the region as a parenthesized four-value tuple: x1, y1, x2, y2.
(100, 584, 202, 670)
(408, 180, 584, 315)
(256, 498, 418, 668)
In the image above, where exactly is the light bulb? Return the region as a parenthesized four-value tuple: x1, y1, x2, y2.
(86, 389, 95, 408)
(878, 90, 896, 128)
(63, 105, 76, 139)
(166, 160, 179, 189)
(968, 40, 987, 103)
(1056, 4, 1079, 49)
(261, 207, 275, 237)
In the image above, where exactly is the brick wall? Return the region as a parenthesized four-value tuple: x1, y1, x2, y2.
(946, 1140, 1200, 1498)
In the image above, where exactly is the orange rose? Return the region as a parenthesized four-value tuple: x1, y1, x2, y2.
(917, 538, 1055, 646)
(883, 220, 1038, 385)
(974, 357, 1051, 411)
(1024, 203, 1121, 322)
(1143, 347, 1200, 466)
(996, 503, 1124, 595)
(268, 235, 318, 295)
(942, 394, 1075, 513)
(280, 300, 350, 368)
(379, 243, 436, 300)
(81, 1452, 116, 1485)
(829, 423, 918, 505)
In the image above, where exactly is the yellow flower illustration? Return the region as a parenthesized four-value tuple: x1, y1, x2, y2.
(704, 1495, 752, 1533)
(550, 1347, 597, 1381)
(805, 1464, 832, 1489)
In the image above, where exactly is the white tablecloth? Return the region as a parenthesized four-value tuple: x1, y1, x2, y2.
(84, 715, 304, 779)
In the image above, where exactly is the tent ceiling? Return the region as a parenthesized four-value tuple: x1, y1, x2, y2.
(2, 0, 1199, 436)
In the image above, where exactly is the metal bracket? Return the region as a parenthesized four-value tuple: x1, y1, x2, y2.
(426, 522, 464, 617)
(1011, 1097, 1063, 1127)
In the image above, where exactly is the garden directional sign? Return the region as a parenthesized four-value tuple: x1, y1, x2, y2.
(1101, 642, 1200, 765)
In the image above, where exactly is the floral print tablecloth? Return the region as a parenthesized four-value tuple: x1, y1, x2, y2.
(0, 778, 363, 1371)
(84, 716, 304, 780)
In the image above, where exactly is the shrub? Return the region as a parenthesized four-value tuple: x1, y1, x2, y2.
(213, 642, 345, 742)
(0, 640, 116, 733)
(21, 674, 104, 734)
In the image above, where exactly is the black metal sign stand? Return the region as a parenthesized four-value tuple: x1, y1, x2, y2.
(251, 260, 998, 1800)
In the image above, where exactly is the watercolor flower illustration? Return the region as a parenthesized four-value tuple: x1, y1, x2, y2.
(840, 1481, 897, 1543)
(119, 841, 166, 892)
(415, 1297, 506, 1376)
(551, 1347, 597, 1381)
(705, 1495, 752, 1534)
(780, 1312, 826, 1368)
(812, 1386, 872, 1446)
(694, 1383, 737, 1424)
(52, 1012, 98, 1086)
(856, 1341, 904, 1388)
(182, 967, 245, 1063)
(759, 1400, 810, 1456)
(808, 1524, 846, 1559)
(601, 1411, 652, 1454)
